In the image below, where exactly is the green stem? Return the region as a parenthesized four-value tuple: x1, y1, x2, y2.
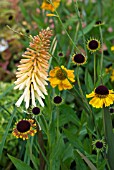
(76, 67, 99, 133)
(64, 22, 79, 98)
(67, 88, 91, 115)
(49, 159, 52, 170)
(36, 121, 46, 170)
(76, 66, 91, 113)
(67, 23, 80, 69)
(38, 114, 51, 150)
(94, 53, 96, 86)
(97, 0, 102, 18)
(75, 0, 87, 56)
(99, 26, 103, 84)
(55, 12, 79, 51)
(0, 105, 12, 115)
(48, 0, 80, 52)
(76, 66, 84, 98)
(96, 151, 99, 169)
(37, 141, 49, 166)
(103, 107, 114, 170)
(7, 25, 31, 39)
(56, 107, 59, 140)
(48, 36, 57, 71)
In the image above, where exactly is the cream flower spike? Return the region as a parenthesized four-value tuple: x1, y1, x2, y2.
(14, 28, 53, 109)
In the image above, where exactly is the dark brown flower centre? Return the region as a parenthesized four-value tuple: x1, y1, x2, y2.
(58, 52, 64, 57)
(73, 54, 85, 63)
(109, 107, 114, 113)
(53, 96, 62, 104)
(26, 29, 30, 33)
(95, 21, 102, 25)
(95, 141, 103, 149)
(32, 107, 40, 115)
(95, 85, 109, 96)
(8, 15, 13, 20)
(56, 69, 67, 80)
(88, 40, 99, 50)
(17, 120, 31, 133)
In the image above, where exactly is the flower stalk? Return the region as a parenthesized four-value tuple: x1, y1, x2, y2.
(75, 0, 87, 56)
(103, 107, 114, 170)
(14, 28, 53, 109)
(76, 66, 92, 113)
(36, 120, 46, 170)
(56, 107, 60, 140)
(99, 26, 104, 84)
(94, 53, 97, 86)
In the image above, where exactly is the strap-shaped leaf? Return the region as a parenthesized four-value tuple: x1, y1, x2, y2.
(8, 154, 33, 170)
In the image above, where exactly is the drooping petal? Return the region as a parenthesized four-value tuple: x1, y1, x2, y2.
(86, 91, 95, 98)
(15, 94, 24, 107)
(89, 97, 103, 108)
(31, 84, 36, 107)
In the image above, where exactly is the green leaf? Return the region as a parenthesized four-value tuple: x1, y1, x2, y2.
(96, 72, 111, 87)
(24, 139, 30, 165)
(38, 115, 48, 135)
(85, 69, 94, 93)
(103, 107, 114, 170)
(50, 135, 65, 160)
(63, 129, 83, 152)
(49, 135, 65, 170)
(64, 14, 78, 29)
(78, 20, 95, 37)
(19, 2, 31, 22)
(8, 154, 33, 170)
(59, 104, 80, 127)
(62, 144, 73, 162)
(98, 159, 107, 170)
(0, 107, 16, 157)
(74, 151, 88, 170)
(31, 15, 44, 29)
(76, 150, 97, 170)
(0, 84, 14, 100)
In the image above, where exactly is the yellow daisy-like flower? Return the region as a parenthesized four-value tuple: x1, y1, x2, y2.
(86, 38, 101, 53)
(72, 53, 87, 66)
(86, 85, 114, 108)
(41, 0, 60, 12)
(14, 28, 53, 109)
(48, 65, 75, 91)
(12, 119, 37, 140)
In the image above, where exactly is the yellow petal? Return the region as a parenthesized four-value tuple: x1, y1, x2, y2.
(69, 77, 75, 82)
(46, 13, 57, 17)
(49, 77, 60, 85)
(86, 91, 95, 98)
(63, 84, 73, 90)
(58, 82, 64, 91)
(49, 67, 59, 77)
(62, 79, 71, 86)
(89, 97, 103, 108)
(104, 96, 113, 107)
(62, 79, 73, 90)
(109, 90, 114, 94)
